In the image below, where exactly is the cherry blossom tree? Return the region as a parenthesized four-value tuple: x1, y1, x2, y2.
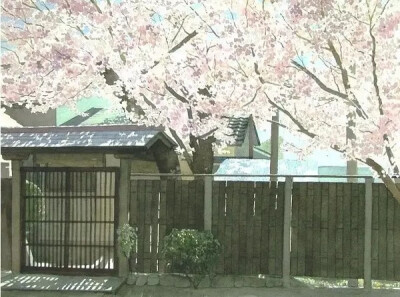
(1, 0, 400, 201)
(229, 0, 400, 200)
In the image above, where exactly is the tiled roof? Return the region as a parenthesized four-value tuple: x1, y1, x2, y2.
(226, 116, 260, 146)
(227, 117, 249, 145)
(1, 125, 176, 150)
(59, 108, 260, 146)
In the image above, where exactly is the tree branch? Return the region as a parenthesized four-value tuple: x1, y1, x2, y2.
(164, 82, 189, 104)
(327, 40, 368, 119)
(369, 25, 383, 114)
(168, 31, 197, 53)
(365, 158, 400, 203)
(291, 60, 348, 99)
(264, 92, 318, 139)
(89, 0, 102, 13)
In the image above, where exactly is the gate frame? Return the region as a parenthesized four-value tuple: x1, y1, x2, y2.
(20, 166, 120, 276)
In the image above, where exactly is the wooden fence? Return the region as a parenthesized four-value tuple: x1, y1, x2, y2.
(372, 183, 400, 281)
(290, 182, 365, 279)
(128, 177, 400, 283)
(129, 179, 204, 273)
(211, 181, 284, 275)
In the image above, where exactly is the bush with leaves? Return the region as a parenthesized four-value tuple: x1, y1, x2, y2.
(25, 180, 45, 260)
(117, 224, 138, 259)
(162, 229, 220, 288)
(25, 180, 45, 220)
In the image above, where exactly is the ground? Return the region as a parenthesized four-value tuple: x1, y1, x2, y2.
(2, 285, 400, 297)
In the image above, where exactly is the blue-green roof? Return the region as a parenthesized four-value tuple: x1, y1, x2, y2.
(214, 159, 373, 182)
(56, 97, 116, 126)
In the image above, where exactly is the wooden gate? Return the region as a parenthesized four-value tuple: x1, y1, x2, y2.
(21, 167, 119, 275)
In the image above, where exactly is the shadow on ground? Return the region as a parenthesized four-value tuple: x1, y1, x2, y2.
(4, 285, 400, 297)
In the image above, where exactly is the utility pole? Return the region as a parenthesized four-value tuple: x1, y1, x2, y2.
(346, 113, 357, 182)
(270, 111, 279, 181)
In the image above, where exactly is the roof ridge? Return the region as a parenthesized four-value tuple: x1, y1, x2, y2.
(1, 124, 164, 133)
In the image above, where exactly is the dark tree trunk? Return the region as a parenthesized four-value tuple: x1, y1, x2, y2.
(189, 134, 215, 174)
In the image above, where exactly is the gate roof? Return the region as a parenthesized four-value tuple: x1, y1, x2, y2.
(1, 125, 177, 153)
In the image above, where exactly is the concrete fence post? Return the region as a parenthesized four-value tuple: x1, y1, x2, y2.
(204, 176, 213, 231)
(283, 176, 293, 288)
(364, 177, 373, 290)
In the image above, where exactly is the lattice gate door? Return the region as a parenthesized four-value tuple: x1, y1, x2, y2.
(21, 167, 119, 275)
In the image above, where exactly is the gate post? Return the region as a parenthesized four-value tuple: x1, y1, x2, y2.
(283, 176, 293, 288)
(11, 160, 22, 273)
(364, 177, 373, 290)
(117, 157, 131, 277)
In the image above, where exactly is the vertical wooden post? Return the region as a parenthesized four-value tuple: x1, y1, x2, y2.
(364, 177, 373, 290)
(11, 160, 22, 273)
(118, 158, 131, 277)
(283, 176, 293, 288)
(204, 176, 213, 231)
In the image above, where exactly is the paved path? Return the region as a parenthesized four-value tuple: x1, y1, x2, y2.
(1, 274, 123, 294)
(3, 285, 400, 297)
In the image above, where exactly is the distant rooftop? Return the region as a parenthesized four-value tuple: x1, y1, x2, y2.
(226, 116, 260, 146)
(60, 108, 260, 146)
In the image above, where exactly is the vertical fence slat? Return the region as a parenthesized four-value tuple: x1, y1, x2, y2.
(231, 181, 240, 274)
(181, 180, 189, 229)
(358, 183, 365, 279)
(150, 180, 159, 272)
(313, 182, 322, 277)
(364, 178, 373, 290)
(283, 177, 292, 287)
(245, 182, 254, 275)
(394, 189, 400, 280)
(290, 182, 299, 275)
(335, 183, 344, 278)
(268, 182, 277, 274)
(143, 181, 152, 272)
(175, 180, 182, 230)
(188, 181, 196, 228)
(224, 181, 232, 274)
(378, 183, 388, 280)
(276, 182, 284, 276)
(386, 186, 395, 280)
(342, 183, 351, 278)
(136, 180, 145, 272)
(238, 182, 247, 275)
(217, 182, 226, 274)
(158, 181, 167, 272)
(253, 182, 262, 274)
(327, 183, 337, 278)
(211, 181, 219, 245)
(165, 179, 175, 235)
(350, 183, 359, 278)
(297, 182, 307, 276)
(305, 182, 314, 276)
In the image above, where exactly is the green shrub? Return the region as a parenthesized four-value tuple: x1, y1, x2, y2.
(162, 229, 220, 288)
(25, 180, 45, 261)
(117, 224, 137, 258)
(25, 180, 45, 220)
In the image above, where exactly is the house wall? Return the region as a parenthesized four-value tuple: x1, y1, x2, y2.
(4, 107, 56, 127)
(34, 153, 104, 167)
(234, 128, 251, 157)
